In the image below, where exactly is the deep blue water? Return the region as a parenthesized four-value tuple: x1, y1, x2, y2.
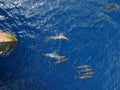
(0, 0, 120, 90)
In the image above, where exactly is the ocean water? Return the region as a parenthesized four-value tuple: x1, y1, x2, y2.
(0, 0, 120, 90)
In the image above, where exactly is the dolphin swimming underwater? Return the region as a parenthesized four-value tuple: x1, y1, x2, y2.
(54, 58, 68, 64)
(74, 75, 92, 79)
(41, 52, 65, 60)
(73, 65, 90, 69)
(84, 71, 95, 76)
(48, 58, 68, 68)
(49, 33, 68, 40)
(76, 69, 93, 73)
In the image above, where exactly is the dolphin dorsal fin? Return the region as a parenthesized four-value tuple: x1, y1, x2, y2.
(59, 33, 63, 36)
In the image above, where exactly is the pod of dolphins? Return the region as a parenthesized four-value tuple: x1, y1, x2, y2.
(41, 33, 95, 79)
(41, 33, 68, 65)
(73, 65, 95, 79)
(40, 3, 119, 80)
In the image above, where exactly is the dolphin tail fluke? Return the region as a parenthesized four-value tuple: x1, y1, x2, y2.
(41, 53, 46, 57)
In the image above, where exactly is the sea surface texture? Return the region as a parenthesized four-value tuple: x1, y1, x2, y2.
(0, 0, 120, 90)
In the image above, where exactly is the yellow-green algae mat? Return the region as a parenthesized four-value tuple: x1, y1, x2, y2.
(0, 32, 18, 55)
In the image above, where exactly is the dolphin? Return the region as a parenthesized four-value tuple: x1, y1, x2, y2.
(84, 71, 95, 76)
(47, 58, 68, 68)
(74, 74, 93, 79)
(76, 69, 93, 73)
(102, 4, 119, 11)
(49, 33, 68, 40)
(73, 65, 90, 69)
(41, 52, 65, 60)
(54, 58, 68, 64)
